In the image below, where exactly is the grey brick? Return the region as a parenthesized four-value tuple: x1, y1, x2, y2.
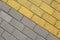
(0, 18, 3, 24)
(0, 36, 4, 40)
(36, 36, 45, 40)
(0, 27, 4, 35)
(10, 19, 25, 31)
(2, 31, 17, 40)
(12, 29, 31, 40)
(0, 11, 12, 22)
(0, 1, 11, 12)
(34, 25, 48, 38)
(46, 34, 59, 40)
(22, 27, 37, 40)
(9, 9, 23, 20)
(21, 17, 36, 29)
(1, 21, 14, 33)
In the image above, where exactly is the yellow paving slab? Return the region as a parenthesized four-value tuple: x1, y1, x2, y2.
(42, 13, 56, 25)
(7, 0, 21, 10)
(44, 23, 59, 35)
(2, 0, 60, 38)
(29, 0, 41, 6)
(55, 0, 60, 3)
(53, 11, 60, 20)
(17, 0, 32, 9)
(55, 21, 60, 29)
(30, 5, 43, 17)
(51, 1, 60, 12)
(40, 3, 54, 14)
(32, 15, 46, 27)
(19, 7, 33, 18)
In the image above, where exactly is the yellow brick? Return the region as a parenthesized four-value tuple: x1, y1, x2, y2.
(55, 0, 60, 3)
(55, 21, 60, 29)
(42, 13, 56, 25)
(17, 0, 32, 9)
(29, 0, 41, 6)
(32, 15, 46, 27)
(57, 32, 60, 38)
(30, 5, 43, 17)
(2, 0, 7, 2)
(51, 1, 60, 12)
(44, 23, 58, 35)
(40, 3, 54, 14)
(42, 0, 52, 4)
(7, 0, 21, 10)
(53, 11, 60, 20)
(19, 7, 33, 18)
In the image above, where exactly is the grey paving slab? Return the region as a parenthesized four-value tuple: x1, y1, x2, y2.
(36, 36, 45, 40)
(1, 21, 14, 33)
(0, 11, 12, 22)
(9, 8, 23, 21)
(46, 34, 59, 40)
(0, 36, 4, 40)
(21, 17, 36, 29)
(22, 27, 37, 40)
(34, 25, 48, 38)
(10, 18, 25, 31)
(12, 29, 31, 40)
(0, 1, 11, 12)
(0, 27, 4, 35)
(2, 31, 17, 40)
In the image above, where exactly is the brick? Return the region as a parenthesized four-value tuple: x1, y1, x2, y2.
(0, 1, 11, 12)
(29, 0, 41, 6)
(44, 23, 59, 35)
(34, 25, 48, 38)
(0, 27, 4, 35)
(0, 36, 4, 40)
(17, 0, 32, 8)
(55, 0, 60, 4)
(30, 5, 44, 17)
(19, 7, 33, 18)
(55, 21, 60, 29)
(10, 19, 25, 31)
(53, 11, 60, 20)
(51, 1, 60, 12)
(46, 34, 59, 40)
(7, 0, 21, 10)
(21, 17, 36, 29)
(40, 3, 54, 14)
(12, 29, 31, 40)
(42, 0, 53, 4)
(0, 11, 12, 22)
(9, 8, 23, 21)
(32, 15, 46, 27)
(2, 0, 7, 2)
(22, 27, 37, 40)
(0, 18, 3, 24)
(2, 31, 17, 40)
(36, 35, 45, 40)
(1, 21, 14, 33)
(57, 31, 60, 38)
(42, 13, 56, 25)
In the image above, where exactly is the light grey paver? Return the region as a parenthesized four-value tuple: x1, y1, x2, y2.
(12, 29, 31, 40)
(46, 34, 59, 40)
(21, 17, 36, 29)
(10, 18, 25, 31)
(0, 11, 12, 22)
(34, 25, 48, 38)
(0, 1, 11, 12)
(1, 21, 14, 33)
(36, 36, 45, 40)
(2, 31, 17, 40)
(0, 36, 4, 40)
(22, 27, 37, 40)
(0, 27, 4, 35)
(9, 8, 23, 21)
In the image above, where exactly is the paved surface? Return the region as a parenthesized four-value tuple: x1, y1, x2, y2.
(0, 0, 60, 40)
